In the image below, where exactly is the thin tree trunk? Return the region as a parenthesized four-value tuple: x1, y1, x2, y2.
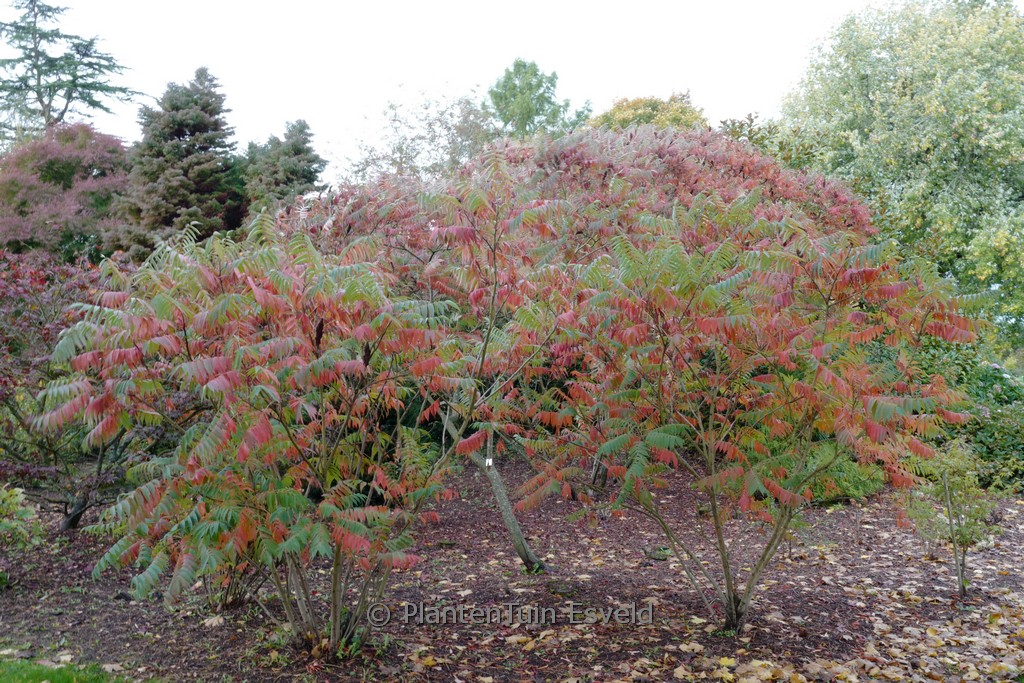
(590, 457, 608, 494)
(269, 564, 301, 640)
(439, 415, 547, 573)
(329, 544, 348, 649)
(286, 554, 319, 641)
(942, 472, 968, 599)
(466, 433, 546, 573)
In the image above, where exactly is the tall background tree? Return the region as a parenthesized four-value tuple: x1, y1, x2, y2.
(347, 60, 589, 180)
(590, 92, 707, 130)
(487, 58, 590, 138)
(115, 67, 244, 257)
(0, 0, 134, 145)
(243, 119, 326, 214)
(784, 0, 1024, 350)
(349, 93, 497, 181)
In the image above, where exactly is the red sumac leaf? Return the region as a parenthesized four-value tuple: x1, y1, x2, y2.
(906, 436, 934, 458)
(455, 429, 487, 455)
(864, 419, 888, 443)
(696, 466, 745, 491)
(924, 321, 975, 344)
(336, 359, 369, 376)
(410, 356, 443, 377)
(99, 291, 129, 307)
(763, 478, 803, 507)
(937, 408, 970, 425)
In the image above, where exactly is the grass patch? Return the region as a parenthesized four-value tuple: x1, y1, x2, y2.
(0, 659, 125, 683)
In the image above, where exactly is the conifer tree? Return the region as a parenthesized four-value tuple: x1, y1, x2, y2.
(115, 67, 244, 257)
(0, 0, 135, 144)
(243, 120, 327, 214)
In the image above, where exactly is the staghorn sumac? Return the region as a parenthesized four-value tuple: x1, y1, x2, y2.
(40, 126, 983, 647)
(0, 249, 132, 530)
(40, 219, 478, 652)
(495, 128, 979, 631)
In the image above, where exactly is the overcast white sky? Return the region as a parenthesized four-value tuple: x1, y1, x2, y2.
(5, 0, 908, 179)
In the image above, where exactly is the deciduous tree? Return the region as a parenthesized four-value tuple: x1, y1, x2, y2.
(348, 93, 497, 181)
(0, 122, 128, 258)
(784, 0, 1024, 344)
(487, 59, 590, 139)
(590, 92, 706, 130)
(718, 113, 824, 171)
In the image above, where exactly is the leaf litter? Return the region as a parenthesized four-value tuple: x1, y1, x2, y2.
(0, 464, 1021, 681)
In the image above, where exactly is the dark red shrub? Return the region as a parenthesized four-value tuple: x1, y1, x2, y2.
(0, 123, 129, 258)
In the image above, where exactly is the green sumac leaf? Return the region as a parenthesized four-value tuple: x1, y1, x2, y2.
(644, 430, 688, 451)
(92, 534, 136, 579)
(597, 433, 632, 457)
(131, 549, 169, 599)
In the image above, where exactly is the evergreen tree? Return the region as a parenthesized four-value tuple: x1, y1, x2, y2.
(244, 120, 327, 214)
(116, 67, 244, 256)
(0, 0, 135, 144)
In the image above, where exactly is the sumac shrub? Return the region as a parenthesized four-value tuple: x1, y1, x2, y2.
(41, 196, 572, 652)
(42, 127, 979, 647)
(0, 250, 129, 529)
(489, 128, 977, 630)
(304, 127, 975, 631)
(44, 225, 442, 651)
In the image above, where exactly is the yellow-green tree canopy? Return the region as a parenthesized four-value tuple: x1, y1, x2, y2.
(785, 0, 1024, 344)
(590, 93, 707, 130)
